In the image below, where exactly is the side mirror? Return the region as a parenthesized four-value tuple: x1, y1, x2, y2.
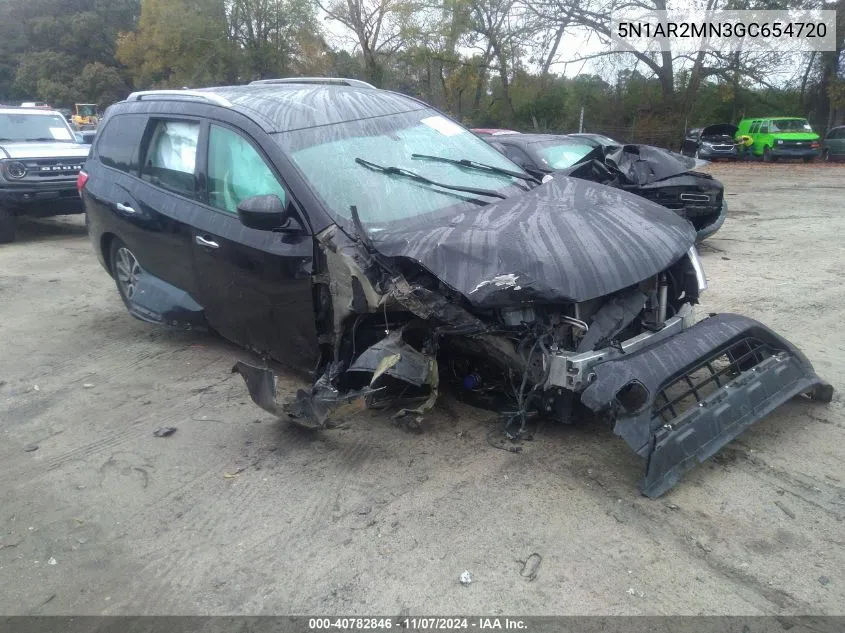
(236, 194, 300, 232)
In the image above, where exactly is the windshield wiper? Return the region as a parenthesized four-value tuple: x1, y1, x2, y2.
(354, 157, 507, 199)
(411, 153, 541, 186)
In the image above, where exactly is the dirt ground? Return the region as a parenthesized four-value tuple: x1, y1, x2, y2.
(1, 163, 844, 616)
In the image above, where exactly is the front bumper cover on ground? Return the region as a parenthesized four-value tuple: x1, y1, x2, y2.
(578, 313, 832, 497)
(234, 312, 831, 497)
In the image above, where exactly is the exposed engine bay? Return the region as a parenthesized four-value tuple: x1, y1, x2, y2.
(234, 177, 832, 497)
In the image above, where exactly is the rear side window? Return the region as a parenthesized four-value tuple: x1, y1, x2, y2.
(206, 124, 286, 214)
(750, 122, 760, 133)
(141, 119, 200, 197)
(759, 122, 770, 134)
(96, 114, 148, 173)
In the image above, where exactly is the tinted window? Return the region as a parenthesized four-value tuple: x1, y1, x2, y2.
(141, 119, 200, 197)
(96, 114, 148, 173)
(750, 123, 760, 133)
(207, 125, 287, 214)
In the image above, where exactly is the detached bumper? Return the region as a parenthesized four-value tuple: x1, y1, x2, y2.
(577, 313, 832, 497)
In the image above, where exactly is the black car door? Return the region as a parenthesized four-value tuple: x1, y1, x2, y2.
(131, 117, 206, 302)
(85, 113, 205, 324)
(190, 121, 318, 371)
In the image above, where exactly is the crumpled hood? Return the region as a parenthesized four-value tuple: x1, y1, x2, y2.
(0, 142, 90, 159)
(606, 145, 698, 186)
(370, 176, 697, 307)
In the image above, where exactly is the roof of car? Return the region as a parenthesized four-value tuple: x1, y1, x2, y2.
(0, 106, 65, 116)
(124, 82, 429, 133)
(492, 133, 591, 145)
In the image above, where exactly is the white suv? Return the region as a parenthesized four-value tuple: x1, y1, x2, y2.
(0, 107, 91, 242)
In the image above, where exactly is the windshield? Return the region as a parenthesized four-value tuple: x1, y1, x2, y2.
(770, 119, 813, 133)
(275, 109, 529, 225)
(0, 113, 74, 142)
(532, 139, 598, 169)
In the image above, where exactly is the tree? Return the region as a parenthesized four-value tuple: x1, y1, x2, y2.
(227, 0, 323, 80)
(316, 0, 421, 86)
(117, 0, 236, 88)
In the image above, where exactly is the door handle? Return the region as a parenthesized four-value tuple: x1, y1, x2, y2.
(115, 202, 136, 214)
(195, 235, 220, 249)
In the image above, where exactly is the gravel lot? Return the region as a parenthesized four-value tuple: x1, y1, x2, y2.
(1, 163, 844, 616)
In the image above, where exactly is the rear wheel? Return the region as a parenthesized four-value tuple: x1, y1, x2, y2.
(109, 238, 142, 308)
(763, 146, 774, 162)
(0, 208, 16, 244)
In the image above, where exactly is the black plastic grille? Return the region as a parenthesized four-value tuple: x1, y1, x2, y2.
(654, 338, 774, 423)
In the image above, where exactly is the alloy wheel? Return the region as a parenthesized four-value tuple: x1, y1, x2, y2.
(115, 246, 141, 300)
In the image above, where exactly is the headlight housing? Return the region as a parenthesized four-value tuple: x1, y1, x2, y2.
(4, 161, 27, 179)
(687, 246, 707, 293)
(776, 139, 783, 145)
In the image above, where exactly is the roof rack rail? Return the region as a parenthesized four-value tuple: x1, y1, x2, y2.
(125, 90, 231, 107)
(249, 77, 376, 89)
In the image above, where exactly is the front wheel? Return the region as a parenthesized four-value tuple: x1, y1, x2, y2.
(822, 149, 831, 162)
(109, 238, 142, 308)
(0, 208, 16, 244)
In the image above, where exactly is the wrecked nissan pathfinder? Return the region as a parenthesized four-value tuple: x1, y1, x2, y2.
(81, 79, 832, 497)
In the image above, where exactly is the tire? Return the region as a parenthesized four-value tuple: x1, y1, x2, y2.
(109, 238, 142, 309)
(822, 149, 830, 162)
(763, 146, 774, 162)
(0, 207, 16, 244)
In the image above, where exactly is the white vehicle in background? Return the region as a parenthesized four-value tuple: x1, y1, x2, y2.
(0, 106, 90, 243)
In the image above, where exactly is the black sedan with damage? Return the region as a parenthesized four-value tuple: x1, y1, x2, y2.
(81, 80, 832, 497)
(486, 133, 727, 241)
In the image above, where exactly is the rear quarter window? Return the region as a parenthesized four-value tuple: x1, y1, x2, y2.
(95, 114, 148, 174)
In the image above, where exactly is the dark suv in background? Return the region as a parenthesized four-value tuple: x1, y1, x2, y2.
(79, 79, 830, 497)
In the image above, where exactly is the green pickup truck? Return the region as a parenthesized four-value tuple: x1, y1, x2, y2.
(735, 117, 820, 162)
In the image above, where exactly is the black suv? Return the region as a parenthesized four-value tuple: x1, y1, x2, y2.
(81, 79, 830, 496)
(0, 106, 90, 242)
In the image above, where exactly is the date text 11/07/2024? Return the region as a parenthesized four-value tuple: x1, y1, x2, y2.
(307, 617, 529, 630)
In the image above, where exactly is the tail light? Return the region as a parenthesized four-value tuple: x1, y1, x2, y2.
(76, 170, 89, 194)
(811, 141, 820, 149)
